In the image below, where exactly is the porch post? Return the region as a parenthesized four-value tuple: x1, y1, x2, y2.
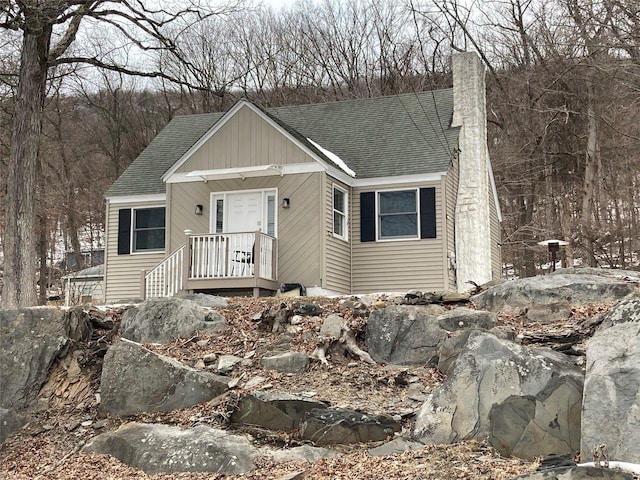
(182, 230, 192, 294)
(140, 270, 147, 299)
(253, 231, 262, 297)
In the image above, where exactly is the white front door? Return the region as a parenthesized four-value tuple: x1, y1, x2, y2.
(226, 191, 263, 233)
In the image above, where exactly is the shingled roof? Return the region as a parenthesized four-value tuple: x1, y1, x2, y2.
(105, 90, 459, 198)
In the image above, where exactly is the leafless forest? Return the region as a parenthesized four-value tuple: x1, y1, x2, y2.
(1, 0, 639, 304)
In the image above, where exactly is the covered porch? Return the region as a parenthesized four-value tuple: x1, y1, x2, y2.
(142, 231, 278, 299)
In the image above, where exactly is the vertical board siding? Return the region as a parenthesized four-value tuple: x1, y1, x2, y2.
(176, 106, 310, 173)
(169, 173, 324, 288)
(352, 181, 446, 293)
(324, 177, 352, 294)
(104, 200, 166, 303)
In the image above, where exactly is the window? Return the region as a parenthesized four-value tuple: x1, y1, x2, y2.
(333, 185, 348, 240)
(378, 190, 417, 239)
(133, 207, 165, 251)
(360, 187, 436, 242)
(117, 207, 165, 254)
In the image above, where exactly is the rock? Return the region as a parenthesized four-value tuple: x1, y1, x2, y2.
(180, 293, 228, 308)
(261, 352, 309, 373)
(300, 408, 400, 445)
(292, 301, 322, 316)
(319, 314, 343, 338)
(537, 454, 577, 471)
(489, 376, 583, 459)
(368, 438, 424, 456)
(580, 295, 640, 463)
(217, 355, 242, 374)
(0, 308, 91, 411)
(267, 445, 338, 463)
(121, 297, 226, 343)
(83, 422, 256, 474)
(510, 466, 634, 479)
(413, 331, 583, 459)
(525, 301, 573, 323)
(0, 407, 25, 444)
(231, 391, 328, 431)
(99, 339, 228, 416)
(365, 306, 447, 365)
(473, 272, 637, 314)
(437, 307, 497, 332)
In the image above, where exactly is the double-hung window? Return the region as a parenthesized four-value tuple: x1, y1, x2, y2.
(117, 206, 166, 254)
(333, 185, 348, 240)
(360, 187, 436, 242)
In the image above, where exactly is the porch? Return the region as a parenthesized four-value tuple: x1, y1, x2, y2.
(142, 231, 278, 299)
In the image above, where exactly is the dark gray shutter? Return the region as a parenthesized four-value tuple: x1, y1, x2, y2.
(360, 192, 375, 242)
(420, 187, 436, 239)
(117, 208, 132, 254)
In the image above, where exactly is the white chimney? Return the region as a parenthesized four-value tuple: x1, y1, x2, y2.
(452, 52, 493, 292)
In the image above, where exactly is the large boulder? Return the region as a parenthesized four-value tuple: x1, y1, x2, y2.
(100, 339, 228, 416)
(121, 297, 226, 343)
(580, 295, 640, 463)
(83, 422, 256, 474)
(413, 331, 583, 459)
(231, 391, 328, 431)
(365, 306, 448, 365)
(0, 307, 93, 443)
(473, 271, 638, 315)
(510, 466, 634, 480)
(300, 408, 400, 445)
(436, 307, 498, 332)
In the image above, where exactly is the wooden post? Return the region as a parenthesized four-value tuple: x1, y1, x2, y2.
(140, 270, 147, 299)
(182, 230, 192, 294)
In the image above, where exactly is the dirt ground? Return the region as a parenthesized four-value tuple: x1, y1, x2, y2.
(1, 296, 608, 480)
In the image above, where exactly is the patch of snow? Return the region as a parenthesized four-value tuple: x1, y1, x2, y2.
(306, 137, 356, 177)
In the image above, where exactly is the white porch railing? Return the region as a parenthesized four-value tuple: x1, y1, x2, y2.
(143, 232, 276, 299)
(144, 245, 185, 298)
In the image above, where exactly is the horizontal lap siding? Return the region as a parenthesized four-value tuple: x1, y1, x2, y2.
(169, 173, 323, 287)
(104, 200, 166, 303)
(445, 157, 459, 291)
(489, 177, 502, 280)
(324, 176, 351, 294)
(176, 106, 311, 173)
(352, 182, 446, 293)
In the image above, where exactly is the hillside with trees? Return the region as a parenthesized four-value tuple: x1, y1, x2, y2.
(1, 0, 639, 305)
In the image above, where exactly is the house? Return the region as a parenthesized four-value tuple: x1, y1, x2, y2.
(103, 52, 502, 303)
(62, 264, 104, 306)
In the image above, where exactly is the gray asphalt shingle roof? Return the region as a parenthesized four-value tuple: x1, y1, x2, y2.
(105, 90, 459, 198)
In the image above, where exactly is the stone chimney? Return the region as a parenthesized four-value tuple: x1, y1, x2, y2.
(452, 52, 493, 292)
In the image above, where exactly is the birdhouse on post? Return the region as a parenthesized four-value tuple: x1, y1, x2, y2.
(537, 239, 569, 272)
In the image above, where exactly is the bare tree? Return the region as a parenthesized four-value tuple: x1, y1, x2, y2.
(1, 0, 238, 308)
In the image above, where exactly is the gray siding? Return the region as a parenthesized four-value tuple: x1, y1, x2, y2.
(489, 178, 502, 280)
(176, 105, 313, 173)
(444, 155, 460, 291)
(104, 199, 166, 303)
(352, 181, 446, 293)
(323, 176, 352, 294)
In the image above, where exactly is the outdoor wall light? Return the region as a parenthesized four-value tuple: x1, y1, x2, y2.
(282, 198, 290, 209)
(195, 204, 204, 215)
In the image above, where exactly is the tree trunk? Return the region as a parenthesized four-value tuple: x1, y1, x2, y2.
(2, 28, 51, 309)
(581, 72, 600, 267)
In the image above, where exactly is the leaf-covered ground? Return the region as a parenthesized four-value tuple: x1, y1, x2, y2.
(1, 296, 609, 480)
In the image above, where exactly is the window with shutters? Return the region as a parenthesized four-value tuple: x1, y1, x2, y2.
(360, 187, 436, 242)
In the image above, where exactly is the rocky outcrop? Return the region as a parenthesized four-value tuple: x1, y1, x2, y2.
(100, 339, 228, 416)
(473, 272, 637, 315)
(580, 295, 640, 463)
(511, 466, 634, 480)
(83, 422, 257, 474)
(365, 306, 447, 365)
(300, 408, 400, 445)
(261, 352, 310, 373)
(436, 307, 497, 332)
(413, 331, 583, 459)
(121, 297, 226, 343)
(231, 391, 328, 431)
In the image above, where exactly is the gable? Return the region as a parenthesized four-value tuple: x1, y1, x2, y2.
(174, 104, 319, 175)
